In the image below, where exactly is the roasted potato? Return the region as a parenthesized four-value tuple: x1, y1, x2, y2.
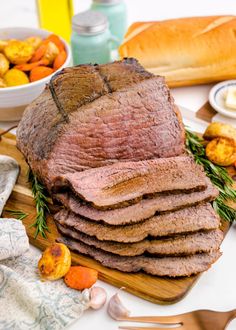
(0, 53, 9, 77)
(203, 122, 236, 142)
(206, 137, 236, 166)
(38, 243, 71, 281)
(4, 40, 34, 64)
(0, 39, 8, 51)
(4, 69, 29, 87)
(0, 78, 6, 88)
(25, 36, 42, 50)
(43, 41, 59, 65)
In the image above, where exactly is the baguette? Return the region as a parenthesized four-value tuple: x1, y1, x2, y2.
(119, 16, 236, 87)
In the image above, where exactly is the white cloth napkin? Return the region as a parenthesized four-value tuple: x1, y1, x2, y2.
(0, 246, 89, 330)
(0, 155, 89, 329)
(0, 218, 29, 261)
(0, 155, 19, 215)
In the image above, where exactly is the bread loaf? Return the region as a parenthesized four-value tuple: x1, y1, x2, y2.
(119, 16, 236, 87)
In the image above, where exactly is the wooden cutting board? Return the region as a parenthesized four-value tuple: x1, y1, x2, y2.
(196, 102, 217, 123)
(0, 130, 234, 305)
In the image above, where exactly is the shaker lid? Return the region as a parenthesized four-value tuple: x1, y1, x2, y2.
(93, 0, 123, 4)
(72, 10, 108, 35)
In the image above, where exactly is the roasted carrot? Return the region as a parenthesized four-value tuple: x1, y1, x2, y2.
(53, 50, 67, 70)
(30, 34, 64, 63)
(30, 66, 53, 82)
(46, 34, 65, 52)
(64, 266, 98, 290)
(30, 43, 48, 63)
(15, 59, 49, 71)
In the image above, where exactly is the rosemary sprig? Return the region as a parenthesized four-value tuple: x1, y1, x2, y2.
(4, 209, 28, 221)
(27, 169, 50, 238)
(185, 129, 236, 222)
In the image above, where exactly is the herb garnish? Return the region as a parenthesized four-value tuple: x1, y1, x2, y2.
(27, 169, 50, 238)
(186, 129, 236, 222)
(4, 209, 28, 221)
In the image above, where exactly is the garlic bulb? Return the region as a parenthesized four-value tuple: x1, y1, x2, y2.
(89, 286, 107, 310)
(107, 292, 130, 320)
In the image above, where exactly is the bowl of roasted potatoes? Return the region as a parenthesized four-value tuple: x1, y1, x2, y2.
(0, 27, 71, 121)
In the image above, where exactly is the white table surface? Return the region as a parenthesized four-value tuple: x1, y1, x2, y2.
(1, 1, 236, 329)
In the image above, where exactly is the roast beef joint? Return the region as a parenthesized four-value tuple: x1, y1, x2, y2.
(17, 58, 222, 277)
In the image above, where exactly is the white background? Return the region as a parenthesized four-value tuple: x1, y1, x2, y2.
(1, 1, 236, 329)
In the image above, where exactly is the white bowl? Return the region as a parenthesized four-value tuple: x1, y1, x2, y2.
(0, 27, 71, 121)
(209, 80, 236, 119)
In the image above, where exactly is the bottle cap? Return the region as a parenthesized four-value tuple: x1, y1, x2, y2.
(72, 10, 108, 35)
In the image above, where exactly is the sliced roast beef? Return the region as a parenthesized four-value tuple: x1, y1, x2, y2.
(16, 59, 185, 190)
(16, 58, 223, 278)
(57, 236, 221, 277)
(53, 156, 207, 209)
(57, 224, 223, 257)
(54, 203, 220, 243)
(54, 177, 218, 225)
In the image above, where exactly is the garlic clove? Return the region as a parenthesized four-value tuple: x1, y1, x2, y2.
(89, 286, 107, 310)
(107, 292, 130, 320)
(82, 288, 90, 305)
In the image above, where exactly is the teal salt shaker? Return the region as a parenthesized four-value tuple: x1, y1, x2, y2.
(71, 10, 118, 65)
(91, 0, 127, 44)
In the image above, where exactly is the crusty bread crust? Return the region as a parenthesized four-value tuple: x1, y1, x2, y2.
(119, 16, 236, 87)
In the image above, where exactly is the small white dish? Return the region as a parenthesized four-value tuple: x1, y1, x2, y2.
(209, 80, 236, 119)
(0, 27, 72, 121)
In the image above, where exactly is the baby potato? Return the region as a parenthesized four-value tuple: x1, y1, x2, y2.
(203, 122, 236, 142)
(25, 36, 42, 50)
(43, 41, 59, 65)
(0, 39, 8, 51)
(206, 137, 236, 166)
(4, 40, 34, 64)
(4, 68, 29, 87)
(0, 77, 6, 88)
(0, 53, 9, 77)
(38, 243, 71, 281)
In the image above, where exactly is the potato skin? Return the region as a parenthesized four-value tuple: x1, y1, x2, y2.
(203, 122, 236, 142)
(38, 243, 71, 281)
(4, 40, 34, 64)
(43, 41, 59, 65)
(0, 53, 9, 77)
(206, 137, 236, 166)
(0, 78, 6, 87)
(4, 68, 29, 87)
(25, 36, 42, 50)
(0, 40, 8, 52)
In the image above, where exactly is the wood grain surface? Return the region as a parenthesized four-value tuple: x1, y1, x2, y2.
(0, 130, 234, 305)
(196, 102, 217, 123)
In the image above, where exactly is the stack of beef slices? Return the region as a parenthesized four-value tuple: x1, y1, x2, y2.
(16, 59, 223, 277)
(53, 157, 222, 277)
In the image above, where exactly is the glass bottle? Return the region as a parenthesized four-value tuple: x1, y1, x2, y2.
(71, 10, 118, 65)
(91, 0, 127, 44)
(36, 0, 74, 42)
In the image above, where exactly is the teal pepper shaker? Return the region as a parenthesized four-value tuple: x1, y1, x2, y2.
(91, 0, 127, 44)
